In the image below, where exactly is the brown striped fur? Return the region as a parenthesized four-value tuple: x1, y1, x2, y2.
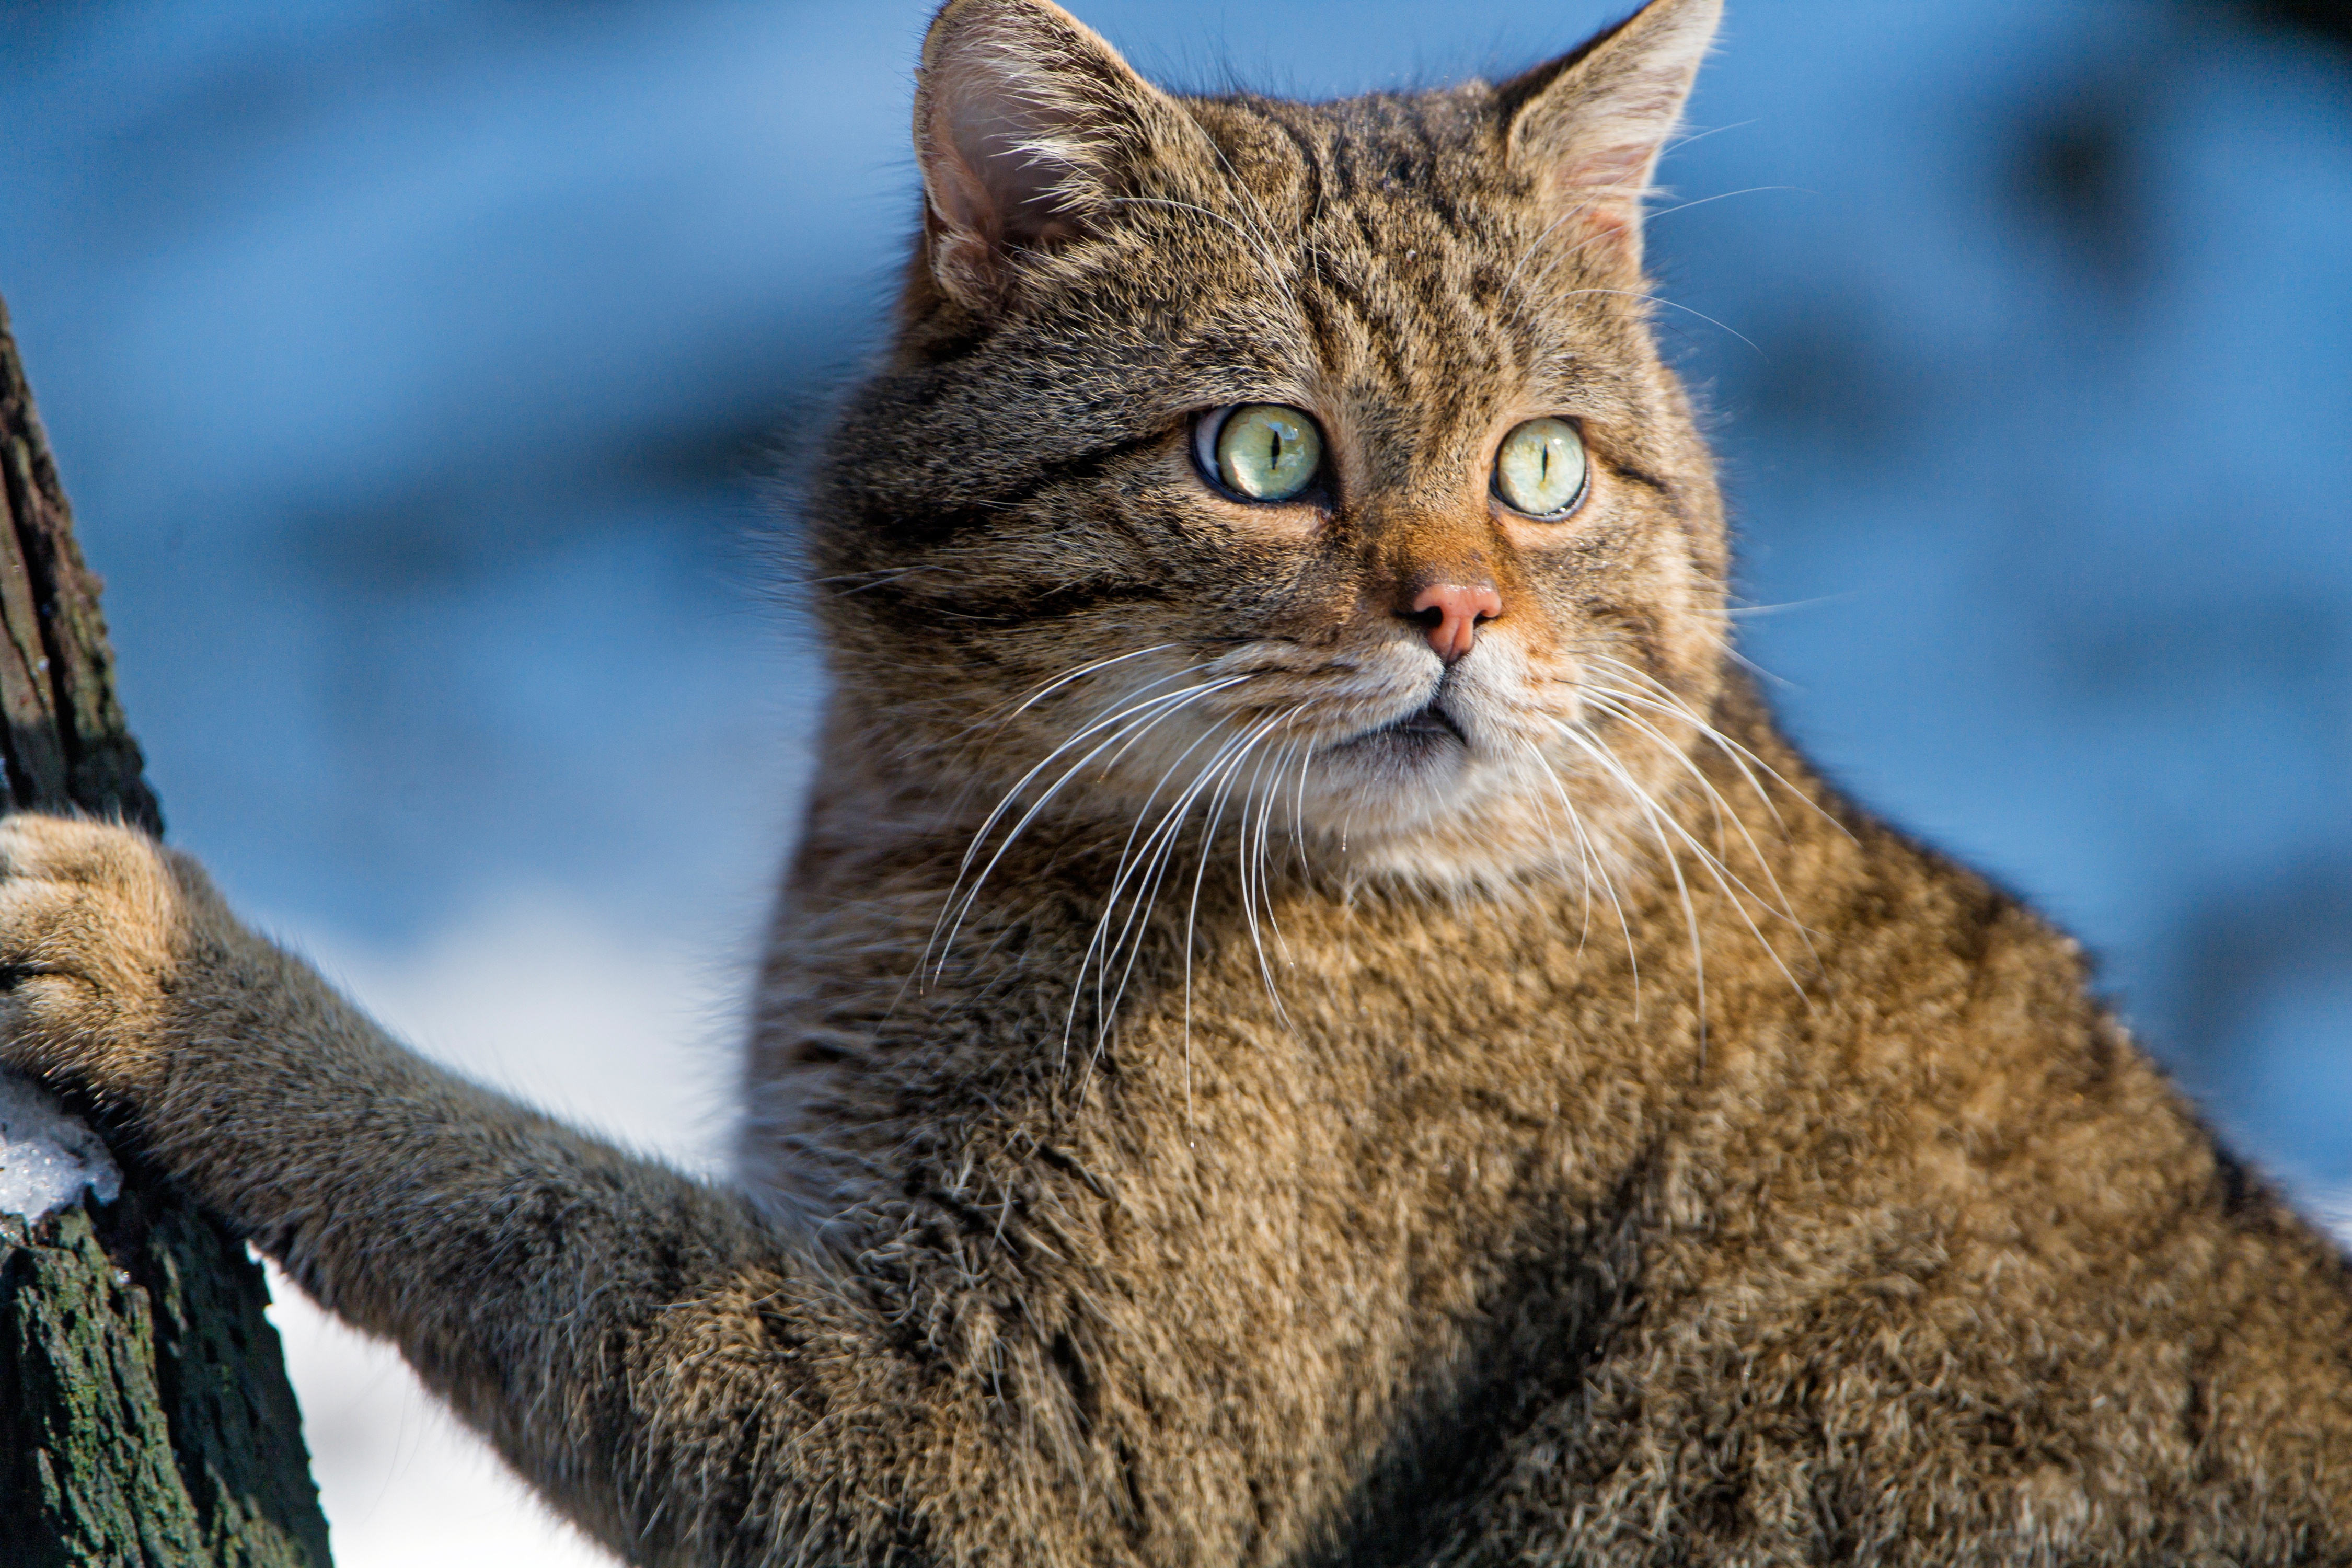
(4, 1, 2351, 1562)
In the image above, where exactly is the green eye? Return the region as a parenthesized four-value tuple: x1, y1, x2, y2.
(1199, 403, 1324, 502)
(1493, 417, 1588, 518)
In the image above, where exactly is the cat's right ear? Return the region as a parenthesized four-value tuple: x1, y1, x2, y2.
(914, 0, 1187, 314)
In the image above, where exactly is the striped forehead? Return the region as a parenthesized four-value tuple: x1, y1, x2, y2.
(1209, 93, 1557, 491)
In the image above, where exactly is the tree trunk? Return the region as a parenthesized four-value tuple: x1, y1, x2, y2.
(0, 293, 333, 1565)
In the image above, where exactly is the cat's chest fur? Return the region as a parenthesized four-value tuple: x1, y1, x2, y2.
(736, 786, 1692, 1555)
(731, 696, 2201, 1561)
(746, 769, 1690, 1229)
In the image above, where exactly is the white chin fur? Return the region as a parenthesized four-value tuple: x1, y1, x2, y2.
(1035, 635, 1648, 890)
(1299, 737, 1621, 884)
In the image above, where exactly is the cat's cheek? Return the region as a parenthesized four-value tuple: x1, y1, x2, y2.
(1155, 442, 1325, 544)
(1192, 494, 1328, 545)
(1489, 472, 1611, 553)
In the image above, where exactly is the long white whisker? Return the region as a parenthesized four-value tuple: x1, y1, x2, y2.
(935, 690, 1209, 984)
(1288, 733, 1317, 879)
(1723, 595, 1852, 619)
(1197, 134, 1306, 312)
(931, 676, 1252, 978)
(1237, 723, 1305, 1010)
(1069, 707, 1288, 1071)
(1259, 733, 1307, 968)
(1173, 711, 1296, 1095)
(1092, 795, 1196, 1065)
(1502, 192, 1612, 310)
(1516, 734, 1637, 993)
(1505, 178, 1788, 331)
(998, 643, 1181, 723)
(1578, 695, 1824, 996)
(1505, 734, 1586, 931)
(1549, 186, 1805, 273)
(1069, 707, 1270, 1050)
(1661, 118, 1759, 156)
(1522, 739, 1593, 948)
(1557, 726, 1708, 1065)
(1726, 645, 1804, 692)
(1558, 708, 1817, 1033)
(1080, 720, 1260, 1051)
(1561, 719, 1787, 974)
(956, 674, 1243, 885)
(1195, 713, 1292, 1010)
(1584, 654, 1848, 838)
(916, 652, 1195, 859)
(1553, 286, 1762, 355)
(1583, 679, 1790, 834)
(1078, 741, 1223, 1106)
(1581, 693, 1796, 915)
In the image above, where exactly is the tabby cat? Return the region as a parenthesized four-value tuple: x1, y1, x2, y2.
(4, 0, 2349, 1561)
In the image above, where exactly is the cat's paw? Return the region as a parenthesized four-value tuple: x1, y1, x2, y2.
(0, 813, 201, 1099)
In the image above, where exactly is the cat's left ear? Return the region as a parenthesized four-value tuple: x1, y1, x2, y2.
(914, 0, 1200, 313)
(1497, 0, 1722, 271)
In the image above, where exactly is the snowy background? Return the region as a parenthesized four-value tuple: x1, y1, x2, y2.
(3, 0, 2347, 1560)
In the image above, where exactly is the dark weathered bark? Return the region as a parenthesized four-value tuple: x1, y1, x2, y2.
(0, 293, 333, 1565)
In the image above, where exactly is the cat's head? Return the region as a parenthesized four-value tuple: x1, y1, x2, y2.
(809, 0, 1728, 887)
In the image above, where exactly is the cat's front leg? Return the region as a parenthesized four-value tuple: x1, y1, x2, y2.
(0, 812, 1017, 1565)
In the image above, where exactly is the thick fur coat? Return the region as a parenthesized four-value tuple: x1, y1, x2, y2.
(3, 1, 2349, 1562)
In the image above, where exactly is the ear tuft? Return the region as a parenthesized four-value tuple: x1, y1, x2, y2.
(915, 0, 1176, 313)
(1499, 0, 1722, 270)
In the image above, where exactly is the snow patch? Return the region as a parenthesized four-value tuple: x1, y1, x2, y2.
(2301, 1187, 2352, 1256)
(0, 1072, 121, 1223)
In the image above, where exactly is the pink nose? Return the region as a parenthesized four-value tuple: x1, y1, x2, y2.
(1408, 582, 1503, 663)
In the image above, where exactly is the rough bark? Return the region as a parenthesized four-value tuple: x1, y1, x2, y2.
(0, 292, 333, 1565)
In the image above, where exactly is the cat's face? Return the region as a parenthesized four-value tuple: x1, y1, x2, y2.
(812, 0, 1726, 886)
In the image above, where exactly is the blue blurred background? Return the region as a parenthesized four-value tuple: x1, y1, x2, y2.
(3, 0, 2348, 1559)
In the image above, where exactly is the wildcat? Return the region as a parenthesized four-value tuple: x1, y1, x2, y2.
(3, 0, 2349, 1562)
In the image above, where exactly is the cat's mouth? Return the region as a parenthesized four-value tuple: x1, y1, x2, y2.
(1330, 701, 1468, 763)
